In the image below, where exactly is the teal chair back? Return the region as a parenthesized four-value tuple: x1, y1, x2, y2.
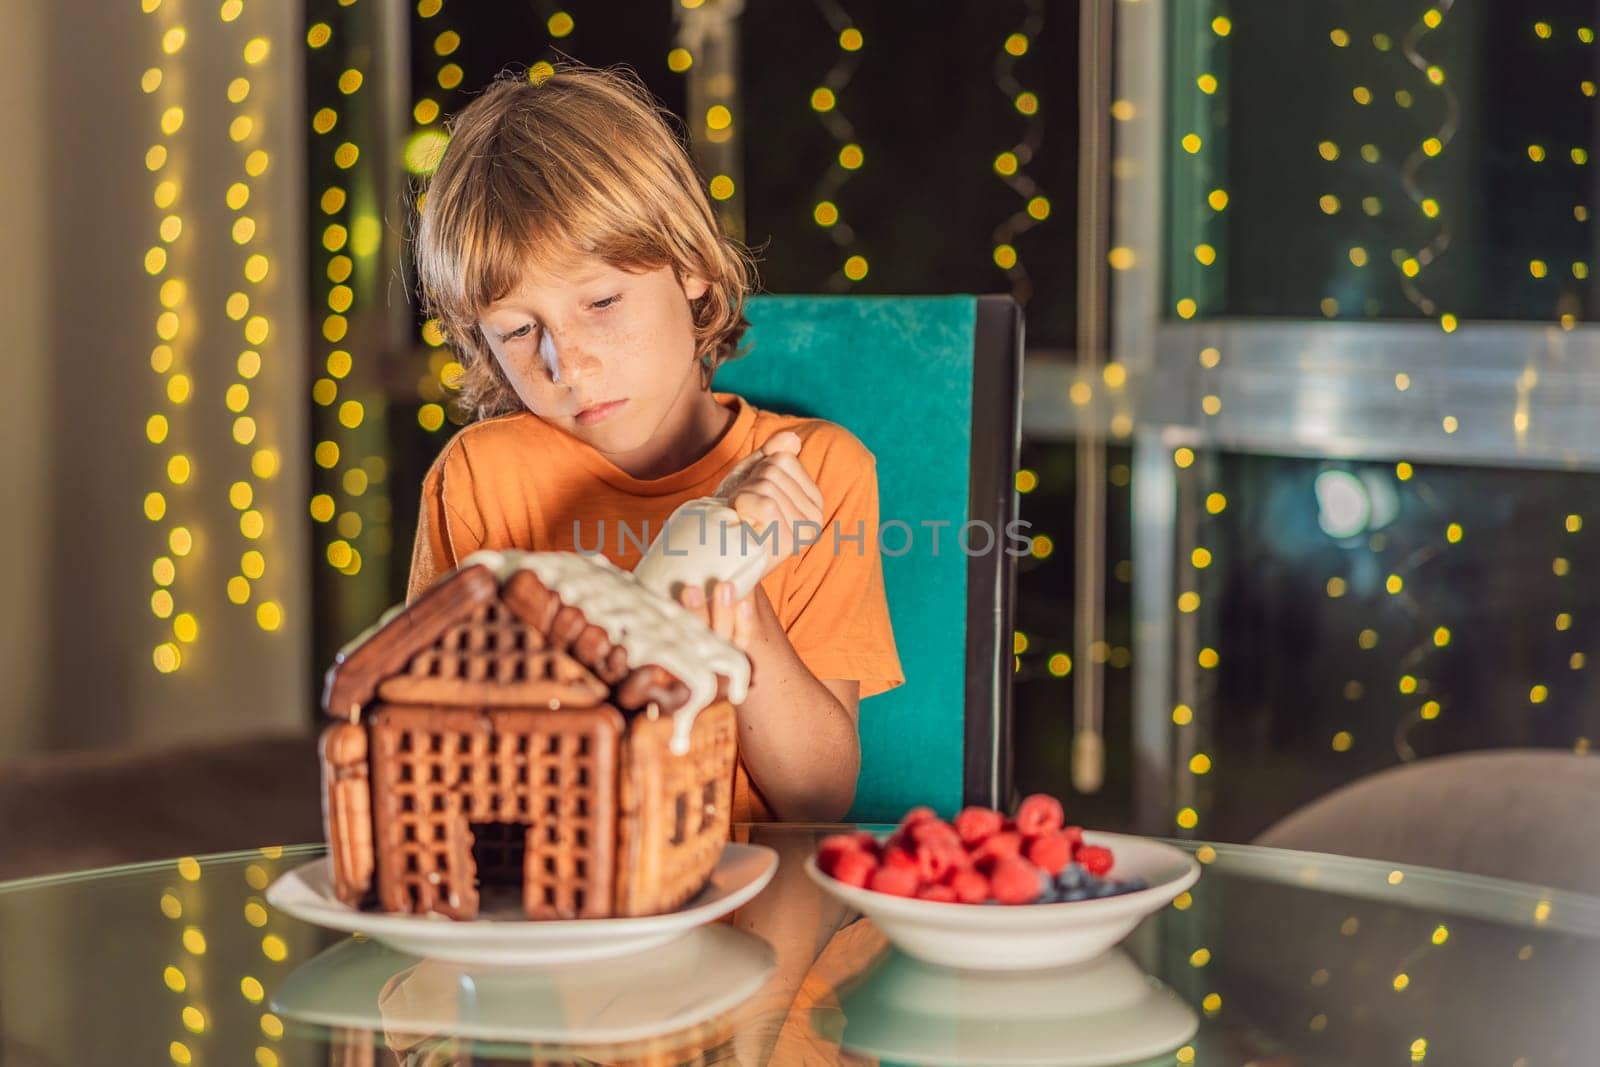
(716, 295, 1022, 822)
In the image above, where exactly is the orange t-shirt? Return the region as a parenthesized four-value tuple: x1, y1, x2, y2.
(406, 391, 905, 821)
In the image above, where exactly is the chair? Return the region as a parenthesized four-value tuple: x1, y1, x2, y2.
(1253, 749, 1600, 895)
(717, 294, 1023, 822)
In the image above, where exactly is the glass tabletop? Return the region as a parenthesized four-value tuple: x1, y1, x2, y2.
(2, 825, 1597, 1066)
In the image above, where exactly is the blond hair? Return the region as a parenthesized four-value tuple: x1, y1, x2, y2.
(414, 64, 758, 420)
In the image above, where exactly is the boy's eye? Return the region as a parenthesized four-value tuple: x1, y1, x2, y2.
(590, 294, 621, 310)
(506, 324, 535, 340)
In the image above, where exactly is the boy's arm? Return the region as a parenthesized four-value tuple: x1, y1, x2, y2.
(737, 586, 862, 821)
(406, 446, 484, 603)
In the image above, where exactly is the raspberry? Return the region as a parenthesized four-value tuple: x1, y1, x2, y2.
(899, 805, 939, 829)
(1025, 832, 1075, 876)
(817, 834, 863, 874)
(908, 819, 962, 850)
(1014, 794, 1065, 837)
(971, 830, 1023, 870)
(949, 868, 991, 904)
(1078, 845, 1114, 877)
(868, 864, 919, 897)
(916, 883, 959, 903)
(914, 841, 964, 885)
(953, 806, 1006, 847)
(830, 849, 879, 888)
(990, 857, 1043, 904)
(1061, 825, 1084, 854)
(882, 844, 919, 873)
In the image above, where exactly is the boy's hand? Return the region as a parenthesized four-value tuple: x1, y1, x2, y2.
(716, 430, 825, 561)
(678, 579, 758, 650)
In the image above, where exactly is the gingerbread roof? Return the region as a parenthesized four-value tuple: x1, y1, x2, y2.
(323, 550, 751, 754)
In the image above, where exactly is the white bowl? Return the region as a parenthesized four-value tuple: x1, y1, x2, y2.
(266, 843, 777, 966)
(805, 831, 1200, 971)
(836, 948, 1198, 1066)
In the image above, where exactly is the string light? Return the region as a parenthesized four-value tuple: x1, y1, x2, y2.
(144, 0, 197, 673)
(986, 1, 1048, 305)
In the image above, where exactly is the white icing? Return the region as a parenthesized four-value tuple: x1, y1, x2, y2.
(539, 330, 560, 382)
(461, 549, 749, 754)
(632, 496, 773, 604)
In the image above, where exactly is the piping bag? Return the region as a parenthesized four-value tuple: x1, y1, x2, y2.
(632, 436, 797, 602)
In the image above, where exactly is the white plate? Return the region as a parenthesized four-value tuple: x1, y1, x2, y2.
(271, 923, 776, 1046)
(806, 831, 1200, 971)
(266, 843, 778, 965)
(834, 947, 1198, 1066)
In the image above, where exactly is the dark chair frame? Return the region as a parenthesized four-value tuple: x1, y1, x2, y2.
(963, 295, 1023, 810)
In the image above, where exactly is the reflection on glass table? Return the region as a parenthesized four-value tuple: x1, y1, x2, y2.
(2, 825, 1599, 1065)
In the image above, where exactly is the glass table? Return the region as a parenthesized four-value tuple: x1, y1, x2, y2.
(2, 824, 1598, 1065)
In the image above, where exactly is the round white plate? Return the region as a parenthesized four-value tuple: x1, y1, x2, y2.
(271, 923, 776, 1046)
(266, 842, 778, 965)
(806, 831, 1200, 971)
(834, 947, 1198, 1066)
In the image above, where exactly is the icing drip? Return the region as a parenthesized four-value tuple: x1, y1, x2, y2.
(463, 549, 749, 754)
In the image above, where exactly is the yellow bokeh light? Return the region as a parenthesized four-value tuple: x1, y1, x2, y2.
(229, 116, 253, 142)
(226, 182, 250, 211)
(256, 602, 283, 632)
(162, 27, 186, 54)
(708, 174, 735, 201)
(227, 577, 250, 605)
(245, 316, 269, 345)
(548, 11, 575, 36)
(241, 550, 265, 579)
(1172, 704, 1193, 725)
(233, 217, 257, 244)
(233, 416, 257, 445)
(418, 403, 445, 431)
(228, 480, 252, 510)
(343, 469, 369, 496)
(238, 350, 262, 379)
(839, 143, 864, 169)
(1206, 492, 1227, 514)
(251, 448, 278, 479)
(1211, 15, 1231, 36)
(334, 142, 359, 169)
(994, 151, 1019, 176)
(246, 150, 269, 176)
(173, 612, 198, 644)
(338, 69, 364, 95)
(311, 108, 337, 135)
(240, 510, 265, 539)
(243, 37, 269, 65)
(811, 87, 836, 113)
(1181, 133, 1202, 154)
(843, 255, 869, 281)
(1176, 807, 1199, 829)
(840, 27, 864, 51)
(1332, 731, 1354, 752)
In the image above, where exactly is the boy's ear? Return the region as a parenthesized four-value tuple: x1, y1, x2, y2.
(683, 274, 710, 302)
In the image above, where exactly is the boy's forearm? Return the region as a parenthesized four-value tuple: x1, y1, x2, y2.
(734, 588, 861, 822)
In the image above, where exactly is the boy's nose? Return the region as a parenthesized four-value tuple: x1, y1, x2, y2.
(540, 329, 600, 386)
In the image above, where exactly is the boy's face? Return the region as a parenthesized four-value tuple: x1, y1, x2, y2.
(477, 256, 711, 457)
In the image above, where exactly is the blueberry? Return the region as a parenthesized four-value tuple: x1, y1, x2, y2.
(1119, 877, 1148, 893)
(1055, 863, 1087, 890)
(1062, 887, 1092, 902)
(1092, 882, 1120, 898)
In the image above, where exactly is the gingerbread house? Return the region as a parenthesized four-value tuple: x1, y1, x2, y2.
(318, 549, 750, 921)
